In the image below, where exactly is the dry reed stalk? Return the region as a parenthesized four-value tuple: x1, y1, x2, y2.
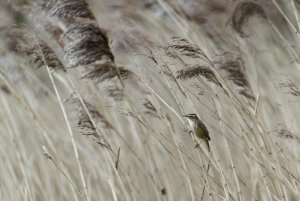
(114, 75, 203, 200)
(168, 39, 278, 196)
(160, 111, 196, 201)
(271, 0, 298, 34)
(173, 80, 235, 199)
(9, 26, 91, 201)
(1, 95, 34, 201)
(2, 0, 300, 200)
(289, 0, 300, 31)
(55, 14, 173, 199)
(45, 65, 91, 201)
(41, 6, 146, 196)
(155, 54, 221, 191)
(64, 77, 138, 200)
(168, 35, 294, 200)
(141, 44, 217, 199)
(0, 67, 59, 155)
(41, 145, 85, 199)
(143, 53, 200, 200)
(211, 99, 245, 201)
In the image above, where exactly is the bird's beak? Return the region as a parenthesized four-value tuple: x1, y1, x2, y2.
(183, 115, 188, 117)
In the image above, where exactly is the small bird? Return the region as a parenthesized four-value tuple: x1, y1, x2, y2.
(184, 114, 211, 152)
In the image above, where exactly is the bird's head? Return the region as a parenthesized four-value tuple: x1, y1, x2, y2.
(183, 114, 199, 124)
(184, 114, 198, 128)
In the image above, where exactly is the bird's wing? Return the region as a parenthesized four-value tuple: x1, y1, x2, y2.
(197, 120, 211, 141)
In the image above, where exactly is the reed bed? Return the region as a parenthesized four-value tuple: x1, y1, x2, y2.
(1, 0, 300, 200)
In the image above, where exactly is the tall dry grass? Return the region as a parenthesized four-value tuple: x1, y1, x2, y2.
(1, 0, 300, 200)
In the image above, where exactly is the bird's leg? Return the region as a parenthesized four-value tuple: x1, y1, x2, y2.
(194, 138, 201, 148)
(188, 131, 200, 148)
(194, 139, 204, 149)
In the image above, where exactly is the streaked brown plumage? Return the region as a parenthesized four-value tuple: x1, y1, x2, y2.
(184, 114, 211, 152)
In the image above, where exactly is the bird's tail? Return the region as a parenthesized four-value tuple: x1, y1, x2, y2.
(205, 139, 210, 152)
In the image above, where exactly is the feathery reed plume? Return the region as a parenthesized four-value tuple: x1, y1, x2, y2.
(215, 53, 254, 101)
(1, 26, 22, 52)
(77, 114, 111, 148)
(143, 99, 159, 117)
(77, 113, 97, 135)
(41, 145, 85, 198)
(228, 1, 267, 37)
(76, 100, 113, 130)
(46, 0, 130, 83)
(167, 37, 207, 60)
(42, 145, 52, 160)
(280, 80, 300, 97)
(190, 83, 204, 95)
(81, 62, 133, 82)
(20, 41, 64, 70)
(275, 128, 300, 144)
(63, 23, 114, 68)
(63, 23, 108, 43)
(115, 106, 147, 127)
(12, 28, 65, 71)
(46, 0, 95, 20)
(66, 96, 112, 148)
(105, 85, 124, 102)
(239, 90, 255, 101)
(176, 64, 223, 88)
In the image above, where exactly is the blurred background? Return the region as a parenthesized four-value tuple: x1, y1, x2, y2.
(1, 0, 300, 200)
